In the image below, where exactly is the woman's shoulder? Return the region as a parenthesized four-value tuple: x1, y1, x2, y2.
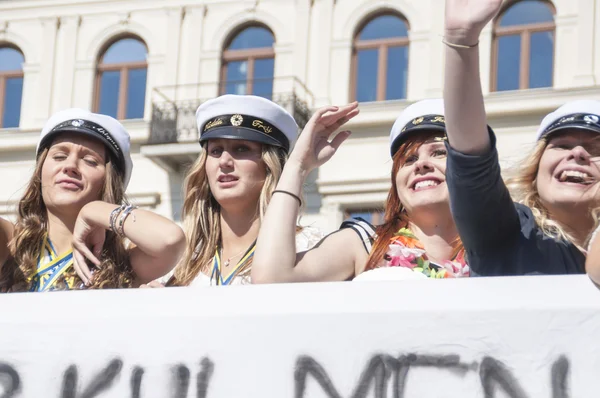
(340, 217, 377, 234)
(339, 217, 377, 254)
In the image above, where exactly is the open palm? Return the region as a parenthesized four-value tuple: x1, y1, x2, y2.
(445, 0, 503, 39)
(290, 102, 360, 173)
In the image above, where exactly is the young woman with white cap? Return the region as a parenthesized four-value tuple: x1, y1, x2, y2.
(441, 0, 599, 275)
(0, 108, 186, 291)
(162, 95, 324, 287)
(252, 99, 470, 283)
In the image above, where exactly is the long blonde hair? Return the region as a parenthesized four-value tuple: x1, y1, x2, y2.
(170, 143, 288, 286)
(0, 148, 134, 292)
(505, 138, 596, 245)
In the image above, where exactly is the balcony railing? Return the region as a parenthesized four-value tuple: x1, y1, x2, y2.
(148, 77, 314, 145)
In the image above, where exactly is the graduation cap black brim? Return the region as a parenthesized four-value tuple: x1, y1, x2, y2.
(541, 123, 600, 140)
(37, 126, 126, 174)
(199, 126, 289, 152)
(390, 124, 446, 157)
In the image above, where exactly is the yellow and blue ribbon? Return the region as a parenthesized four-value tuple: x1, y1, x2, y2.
(29, 235, 75, 292)
(210, 242, 256, 286)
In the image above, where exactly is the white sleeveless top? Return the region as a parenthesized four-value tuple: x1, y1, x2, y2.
(161, 226, 324, 287)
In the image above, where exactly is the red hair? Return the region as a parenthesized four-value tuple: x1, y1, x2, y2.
(364, 131, 447, 271)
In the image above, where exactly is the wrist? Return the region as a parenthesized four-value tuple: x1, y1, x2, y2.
(79, 201, 113, 228)
(79, 201, 101, 222)
(443, 28, 481, 47)
(285, 157, 311, 180)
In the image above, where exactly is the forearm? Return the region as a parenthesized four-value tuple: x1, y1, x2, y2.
(251, 102, 359, 283)
(443, 31, 491, 155)
(252, 160, 307, 283)
(445, 134, 520, 255)
(81, 201, 185, 273)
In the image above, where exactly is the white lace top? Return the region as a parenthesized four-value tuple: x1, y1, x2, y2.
(160, 226, 324, 287)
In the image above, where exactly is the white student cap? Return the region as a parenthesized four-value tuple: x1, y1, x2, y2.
(537, 100, 600, 141)
(37, 108, 133, 188)
(195, 95, 299, 153)
(389, 99, 446, 157)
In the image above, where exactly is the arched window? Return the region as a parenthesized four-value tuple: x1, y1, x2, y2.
(0, 46, 24, 128)
(351, 13, 409, 102)
(221, 26, 275, 99)
(95, 37, 148, 119)
(492, 0, 555, 91)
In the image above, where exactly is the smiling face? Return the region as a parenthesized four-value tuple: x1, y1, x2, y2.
(536, 129, 600, 212)
(40, 132, 107, 217)
(205, 138, 267, 208)
(394, 133, 449, 215)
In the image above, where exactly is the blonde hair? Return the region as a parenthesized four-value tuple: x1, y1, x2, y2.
(505, 138, 594, 245)
(0, 148, 134, 292)
(170, 143, 288, 286)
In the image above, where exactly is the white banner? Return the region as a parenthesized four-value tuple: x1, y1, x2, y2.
(0, 275, 599, 397)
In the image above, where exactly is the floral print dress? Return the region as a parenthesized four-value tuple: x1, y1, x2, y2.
(341, 218, 469, 280)
(384, 228, 469, 278)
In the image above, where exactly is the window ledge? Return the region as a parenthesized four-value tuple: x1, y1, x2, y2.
(0, 128, 40, 153)
(484, 87, 600, 116)
(344, 87, 600, 129)
(0, 119, 150, 153)
(120, 118, 150, 144)
(317, 176, 390, 196)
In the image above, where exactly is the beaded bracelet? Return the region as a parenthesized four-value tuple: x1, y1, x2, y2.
(116, 205, 138, 238)
(109, 204, 126, 234)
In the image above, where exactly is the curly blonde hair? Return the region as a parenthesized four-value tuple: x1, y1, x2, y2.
(505, 138, 599, 246)
(0, 148, 134, 292)
(169, 143, 288, 286)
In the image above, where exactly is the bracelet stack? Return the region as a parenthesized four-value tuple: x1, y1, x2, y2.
(109, 204, 138, 238)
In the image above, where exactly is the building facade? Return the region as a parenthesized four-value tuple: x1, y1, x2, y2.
(0, 0, 599, 232)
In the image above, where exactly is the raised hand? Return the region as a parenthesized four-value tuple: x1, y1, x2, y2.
(444, 0, 504, 44)
(288, 102, 360, 173)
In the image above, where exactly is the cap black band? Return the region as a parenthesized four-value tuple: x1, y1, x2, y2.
(542, 113, 600, 137)
(200, 114, 290, 151)
(401, 114, 446, 134)
(391, 114, 446, 157)
(46, 119, 125, 174)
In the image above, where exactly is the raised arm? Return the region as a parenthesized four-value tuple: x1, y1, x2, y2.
(0, 218, 14, 270)
(443, 0, 503, 155)
(443, 0, 523, 273)
(72, 201, 186, 285)
(252, 103, 362, 283)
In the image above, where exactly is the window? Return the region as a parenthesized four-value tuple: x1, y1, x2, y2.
(0, 46, 24, 128)
(221, 26, 275, 99)
(344, 208, 385, 225)
(492, 0, 555, 91)
(95, 37, 148, 119)
(351, 13, 409, 102)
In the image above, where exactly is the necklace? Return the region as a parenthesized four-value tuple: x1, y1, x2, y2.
(220, 246, 249, 267)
